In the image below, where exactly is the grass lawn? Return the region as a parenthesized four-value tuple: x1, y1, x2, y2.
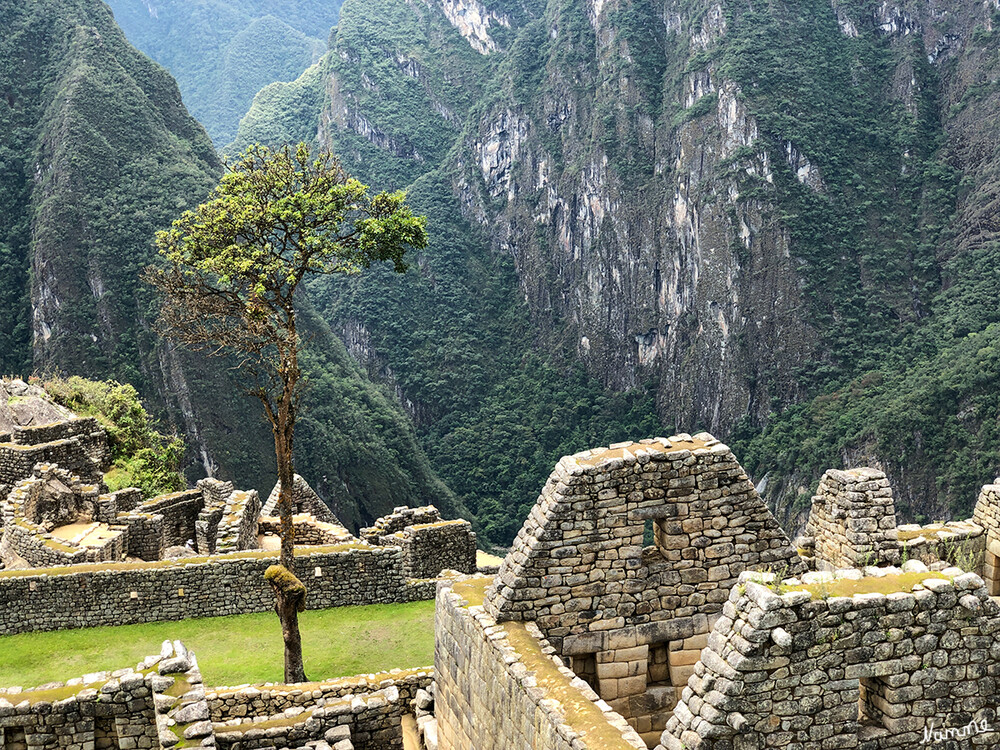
(0, 600, 435, 689)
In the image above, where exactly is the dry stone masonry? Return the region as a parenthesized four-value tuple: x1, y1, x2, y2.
(9, 426, 1000, 750)
(973, 479, 1000, 594)
(801, 468, 901, 569)
(657, 564, 1000, 750)
(0, 469, 260, 568)
(480, 434, 803, 742)
(435, 577, 648, 750)
(361, 506, 477, 580)
(0, 640, 418, 750)
(262, 476, 339, 526)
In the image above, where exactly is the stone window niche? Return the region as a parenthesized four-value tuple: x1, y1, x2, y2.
(647, 642, 671, 687)
(857, 676, 891, 739)
(2, 727, 28, 750)
(94, 717, 120, 750)
(569, 653, 598, 693)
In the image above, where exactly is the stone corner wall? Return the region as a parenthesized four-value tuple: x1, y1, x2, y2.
(435, 577, 647, 750)
(361, 506, 444, 545)
(803, 467, 900, 569)
(657, 564, 1000, 750)
(396, 519, 477, 579)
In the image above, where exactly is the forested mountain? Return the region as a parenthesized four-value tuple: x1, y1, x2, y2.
(230, 0, 1000, 535)
(0, 0, 465, 533)
(6, 0, 1000, 548)
(102, 0, 344, 145)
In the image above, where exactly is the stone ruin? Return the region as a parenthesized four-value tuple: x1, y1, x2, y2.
(460, 433, 804, 746)
(10, 423, 1000, 750)
(0, 640, 407, 750)
(262, 475, 340, 525)
(432, 434, 1000, 750)
(0, 465, 261, 568)
(800, 467, 901, 569)
(0, 405, 478, 579)
(361, 506, 477, 579)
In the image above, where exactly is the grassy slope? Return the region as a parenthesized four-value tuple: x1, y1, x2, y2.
(0, 601, 435, 688)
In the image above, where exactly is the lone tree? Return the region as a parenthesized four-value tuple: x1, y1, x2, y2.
(146, 143, 426, 683)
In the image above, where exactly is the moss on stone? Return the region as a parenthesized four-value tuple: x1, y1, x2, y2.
(502, 622, 639, 750)
(789, 571, 949, 599)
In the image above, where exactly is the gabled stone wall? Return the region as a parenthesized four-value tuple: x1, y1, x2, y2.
(803, 468, 900, 569)
(657, 565, 1000, 750)
(263, 475, 339, 525)
(486, 434, 803, 646)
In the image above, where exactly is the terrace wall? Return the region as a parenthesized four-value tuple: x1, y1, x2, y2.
(0, 545, 432, 635)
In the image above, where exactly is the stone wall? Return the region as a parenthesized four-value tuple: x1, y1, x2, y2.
(802, 467, 900, 569)
(361, 506, 443, 544)
(0, 545, 429, 635)
(481, 434, 803, 742)
(897, 519, 985, 571)
(0, 636, 414, 750)
(394, 520, 477, 579)
(973, 480, 1000, 595)
(0, 416, 108, 486)
(0, 465, 125, 566)
(258, 516, 355, 546)
(435, 577, 648, 750)
(132, 489, 204, 549)
(486, 435, 802, 645)
(0, 644, 182, 750)
(657, 564, 1000, 750)
(207, 670, 433, 722)
(11, 418, 109, 476)
(214, 687, 401, 750)
(262, 475, 339, 525)
(213, 489, 261, 555)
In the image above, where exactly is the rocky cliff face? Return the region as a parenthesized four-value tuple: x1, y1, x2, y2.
(302, 0, 1000, 527)
(75, 0, 1000, 538)
(452, 0, 819, 435)
(0, 0, 466, 531)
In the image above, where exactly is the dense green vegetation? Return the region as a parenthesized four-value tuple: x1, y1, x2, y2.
(0, 0, 476, 534)
(234, 0, 667, 546)
(0, 600, 435, 687)
(716, 0, 1000, 522)
(41, 375, 186, 497)
(104, 0, 341, 145)
(718, 0, 954, 383)
(313, 168, 662, 545)
(8, 0, 1000, 548)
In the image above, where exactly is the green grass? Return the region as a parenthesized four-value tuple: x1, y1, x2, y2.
(0, 601, 435, 689)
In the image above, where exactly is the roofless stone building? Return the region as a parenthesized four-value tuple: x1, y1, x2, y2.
(3, 430, 1000, 750)
(434, 433, 1000, 750)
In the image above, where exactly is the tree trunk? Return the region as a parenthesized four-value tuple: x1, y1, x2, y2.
(272, 360, 304, 683)
(275, 586, 306, 684)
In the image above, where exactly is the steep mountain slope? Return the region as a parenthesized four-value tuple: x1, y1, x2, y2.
(103, 0, 342, 145)
(0, 0, 465, 531)
(235, 0, 1000, 535)
(234, 0, 664, 544)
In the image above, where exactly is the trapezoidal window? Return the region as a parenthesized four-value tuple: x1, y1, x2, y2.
(568, 653, 598, 693)
(2, 727, 28, 750)
(94, 717, 120, 750)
